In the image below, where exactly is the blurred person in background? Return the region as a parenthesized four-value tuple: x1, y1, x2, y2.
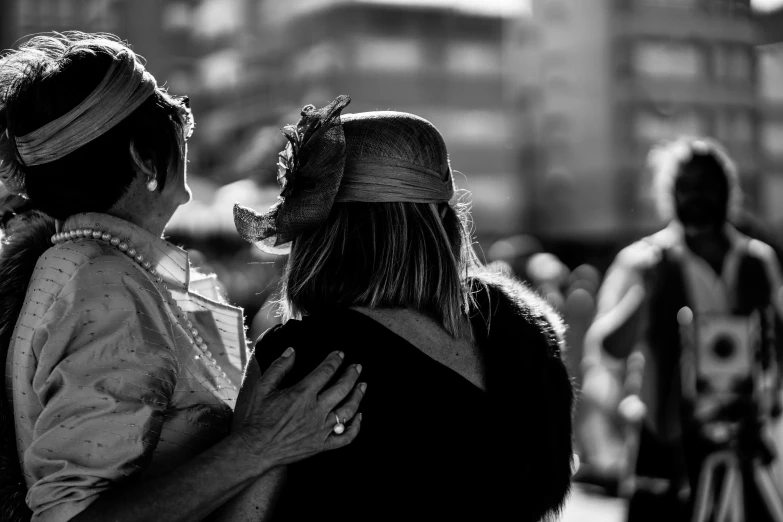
(487, 233, 544, 284)
(227, 96, 575, 521)
(0, 33, 366, 522)
(526, 252, 571, 312)
(562, 265, 600, 470)
(582, 137, 783, 521)
(563, 265, 601, 384)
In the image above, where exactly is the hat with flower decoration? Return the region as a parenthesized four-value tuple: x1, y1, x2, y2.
(233, 95, 455, 254)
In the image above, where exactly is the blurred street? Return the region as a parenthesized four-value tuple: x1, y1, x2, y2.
(561, 486, 626, 522)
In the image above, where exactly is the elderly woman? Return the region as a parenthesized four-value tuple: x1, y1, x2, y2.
(230, 96, 574, 521)
(0, 34, 365, 522)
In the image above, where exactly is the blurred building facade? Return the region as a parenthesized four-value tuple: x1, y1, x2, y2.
(527, 0, 760, 249)
(250, 0, 531, 239)
(1, 0, 775, 261)
(2, 0, 181, 89)
(14, 0, 120, 35)
(1, 0, 264, 186)
(757, 7, 783, 229)
(0, 1, 17, 50)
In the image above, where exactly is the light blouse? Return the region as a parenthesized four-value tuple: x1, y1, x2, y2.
(4, 213, 247, 522)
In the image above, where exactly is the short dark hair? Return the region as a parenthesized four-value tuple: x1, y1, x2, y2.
(650, 136, 740, 222)
(675, 150, 730, 195)
(0, 32, 190, 220)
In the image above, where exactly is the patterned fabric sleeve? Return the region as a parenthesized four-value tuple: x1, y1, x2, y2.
(24, 255, 179, 522)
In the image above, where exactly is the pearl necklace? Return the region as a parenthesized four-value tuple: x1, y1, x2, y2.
(51, 228, 236, 392)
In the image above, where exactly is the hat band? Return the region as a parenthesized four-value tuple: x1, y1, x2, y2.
(15, 49, 156, 166)
(336, 156, 454, 204)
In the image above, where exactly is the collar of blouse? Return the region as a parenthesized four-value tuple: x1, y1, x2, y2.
(61, 212, 190, 292)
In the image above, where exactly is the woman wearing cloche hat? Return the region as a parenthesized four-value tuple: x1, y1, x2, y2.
(230, 96, 575, 521)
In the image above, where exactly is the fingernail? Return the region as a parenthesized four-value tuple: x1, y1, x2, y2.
(337, 351, 345, 359)
(358, 413, 363, 422)
(359, 382, 367, 393)
(355, 364, 362, 374)
(282, 347, 294, 358)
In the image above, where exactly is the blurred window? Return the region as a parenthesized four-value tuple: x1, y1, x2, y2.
(758, 46, 783, 103)
(18, 0, 39, 27)
(715, 110, 754, 146)
(445, 42, 501, 77)
(37, 0, 57, 24)
(713, 45, 752, 83)
(163, 2, 192, 30)
(292, 42, 345, 79)
(542, 1, 569, 20)
(633, 41, 704, 79)
(354, 37, 424, 72)
(424, 110, 511, 145)
(544, 73, 571, 93)
(709, 0, 751, 16)
(732, 111, 754, 144)
(634, 109, 706, 144)
(762, 121, 783, 159)
(167, 69, 195, 95)
(85, 0, 116, 31)
(632, 0, 699, 8)
(199, 49, 242, 92)
(541, 114, 571, 171)
(543, 113, 570, 146)
(58, 0, 74, 22)
(193, 0, 243, 39)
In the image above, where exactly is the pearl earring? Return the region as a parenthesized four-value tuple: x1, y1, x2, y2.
(146, 178, 158, 191)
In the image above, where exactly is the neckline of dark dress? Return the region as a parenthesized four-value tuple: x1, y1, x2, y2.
(255, 307, 502, 520)
(341, 308, 486, 392)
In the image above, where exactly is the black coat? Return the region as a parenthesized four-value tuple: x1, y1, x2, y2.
(254, 270, 575, 522)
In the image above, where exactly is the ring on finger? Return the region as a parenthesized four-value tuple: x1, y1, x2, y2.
(333, 413, 345, 435)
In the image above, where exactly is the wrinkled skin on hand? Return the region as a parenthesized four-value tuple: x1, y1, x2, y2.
(232, 348, 366, 467)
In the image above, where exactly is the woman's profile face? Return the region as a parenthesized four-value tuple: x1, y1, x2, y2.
(158, 142, 192, 223)
(134, 102, 194, 236)
(161, 95, 194, 215)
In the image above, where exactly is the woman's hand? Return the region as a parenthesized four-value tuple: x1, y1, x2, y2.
(70, 350, 363, 522)
(232, 349, 366, 467)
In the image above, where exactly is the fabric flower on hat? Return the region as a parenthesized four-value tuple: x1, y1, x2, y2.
(234, 95, 351, 254)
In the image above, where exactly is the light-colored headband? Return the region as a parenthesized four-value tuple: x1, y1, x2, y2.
(336, 156, 454, 204)
(15, 49, 156, 166)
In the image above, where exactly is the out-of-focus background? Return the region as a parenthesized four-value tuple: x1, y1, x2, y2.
(3, 0, 783, 518)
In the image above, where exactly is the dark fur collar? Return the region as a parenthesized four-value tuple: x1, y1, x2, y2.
(0, 211, 54, 522)
(467, 269, 574, 522)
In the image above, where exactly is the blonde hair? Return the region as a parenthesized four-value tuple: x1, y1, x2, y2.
(280, 198, 480, 341)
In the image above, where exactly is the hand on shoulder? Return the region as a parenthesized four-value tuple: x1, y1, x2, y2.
(232, 346, 366, 468)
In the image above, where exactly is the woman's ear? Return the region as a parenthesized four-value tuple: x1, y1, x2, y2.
(129, 141, 157, 179)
